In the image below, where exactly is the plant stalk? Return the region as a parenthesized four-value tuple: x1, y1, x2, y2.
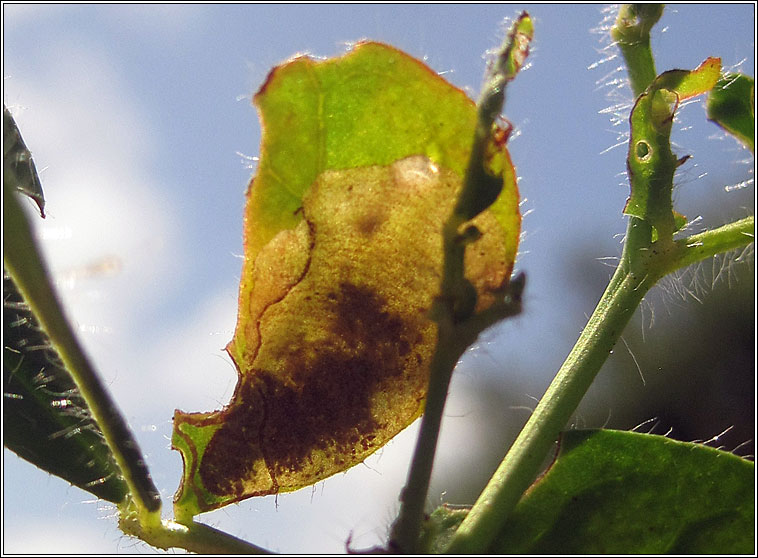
(389, 14, 533, 552)
(665, 216, 755, 275)
(611, 4, 662, 96)
(444, 239, 655, 553)
(444, 211, 754, 553)
(389, 310, 470, 553)
(119, 516, 271, 554)
(444, 4, 756, 553)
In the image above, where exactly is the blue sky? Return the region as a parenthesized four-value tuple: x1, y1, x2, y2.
(3, 4, 754, 553)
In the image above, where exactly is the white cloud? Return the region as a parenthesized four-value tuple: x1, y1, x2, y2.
(6, 43, 182, 313)
(5, 37, 188, 398)
(5, 37, 193, 514)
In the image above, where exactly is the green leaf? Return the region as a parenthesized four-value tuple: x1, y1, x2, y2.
(3, 108, 161, 514)
(624, 58, 721, 240)
(3, 105, 45, 217)
(479, 429, 754, 554)
(653, 57, 721, 101)
(3, 107, 129, 503)
(4, 269, 130, 504)
(173, 42, 521, 519)
(707, 73, 755, 152)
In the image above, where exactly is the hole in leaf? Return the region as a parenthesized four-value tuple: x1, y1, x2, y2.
(635, 140, 651, 161)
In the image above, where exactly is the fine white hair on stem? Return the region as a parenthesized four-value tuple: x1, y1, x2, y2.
(509, 393, 540, 416)
(702, 424, 735, 448)
(653, 239, 754, 315)
(619, 335, 645, 385)
(731, 438, 754, 457)
(600, 407, 613, 428)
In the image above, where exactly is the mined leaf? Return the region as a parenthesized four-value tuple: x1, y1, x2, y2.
(474, 429, 753, 554)
(707, 73, 755, 152)
(624, 58, 721, 239)
(3, 270, 130, 504)
(173, 42, 520, 517)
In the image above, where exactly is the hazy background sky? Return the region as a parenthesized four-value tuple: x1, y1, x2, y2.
(3, 3, 754, 554)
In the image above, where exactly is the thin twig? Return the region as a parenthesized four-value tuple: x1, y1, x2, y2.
(388, 13, 532, 553)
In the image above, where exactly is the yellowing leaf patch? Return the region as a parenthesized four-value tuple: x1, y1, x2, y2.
(172, 43, 520, 518)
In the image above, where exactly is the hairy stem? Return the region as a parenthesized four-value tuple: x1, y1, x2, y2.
(389, 310, 471, 553)
(664, 216, 755, 275)
(444, 212, 754, 554)
(611, 4, 662, 96)
(444, 5, 754, 551)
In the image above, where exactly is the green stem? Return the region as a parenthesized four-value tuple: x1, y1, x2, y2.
(3, 185, 162, 521)
(119, 516, 271, 554)
(611, 4, 663, 96)
(443, 213, 754, 554)
(389, 310, 471, 553)
(445, 4, 754, 553)
(663, 216, 755, 275)
(389, 14, 532, 552)
(444, 243, 653, 553)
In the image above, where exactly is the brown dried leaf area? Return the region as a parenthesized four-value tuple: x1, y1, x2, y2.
(174, 155, 512, 510)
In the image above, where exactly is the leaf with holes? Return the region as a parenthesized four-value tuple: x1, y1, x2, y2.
(172, 42, 521, 518)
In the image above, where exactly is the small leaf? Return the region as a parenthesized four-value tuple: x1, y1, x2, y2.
(502, 13, 534, 82)
(3, 268, 129, 504)
(419, 504, 469, 554)
(707, 73, 755, 152)
(3, 105, 45, 217)
(654, 57, 721, 101)
(624, 58, 722, 240)
(173, 42, 521, 517)
(483, 429, 754, 554)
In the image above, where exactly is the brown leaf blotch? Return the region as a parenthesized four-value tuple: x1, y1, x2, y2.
(184, 155, 511, 504)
